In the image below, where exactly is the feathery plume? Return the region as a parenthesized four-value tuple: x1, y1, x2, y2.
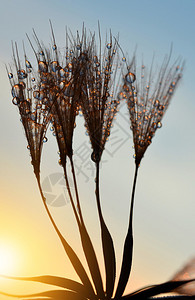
(48, 27, 90, 166)
(123, 51, 183, 165)
(7, 42, 53, 179)
(80, 31, 122, 162)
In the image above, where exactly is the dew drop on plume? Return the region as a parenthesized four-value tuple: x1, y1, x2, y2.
(125, 72, 136, 84)
(26, 60, 32, 68)
(38, 61, 48, 73)
(18, 69, 27, 79)
(12, 97, 19, 105)
(43, 137, 48, 143)
(12, 84, 22, 98)
(8, 73, 13, 79)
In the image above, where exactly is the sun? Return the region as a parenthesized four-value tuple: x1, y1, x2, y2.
(0, 245, 16, 274)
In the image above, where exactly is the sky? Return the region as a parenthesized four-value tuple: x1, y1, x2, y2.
(0, 0, 195, 298)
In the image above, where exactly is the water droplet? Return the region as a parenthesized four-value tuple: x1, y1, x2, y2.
(52, 132, 56, 136)
(133, 154, 136, 159)
(18, 69, 27, 79)
(12, 84, 23, 98)
(139, 140, 145, 147)
(107, 43, 112, 49)
(91, 151, 100, 163)
(144, 116, 148, 123)
(154, 99, 160, 107)
(123, 84, 129, 92)
(19, 81, 26, 89)
(59, 81, 65, 89)
(157, 121, 162, 128)
(33, 90, 40, 99)
(158, 105, 164, 111)
(32, 77, 35, 82)
(26, 60, 32, 68)
(39, 50, 44, 56)
(76, 44, 81, 50)
(68, 63, 72, 71)
(38, 61, 48, 73)
(8, 73, 13, 79)
(50, 126, 54, 131)
(43, 136, 48, 143)
(26, 98, 31, 103)
(53, 44, 57, 50)
(12, 97, 19, 105)
(59, 68, 66, 77)
(96, 62, 100, 67)
(104, 69, 109, 75)
(31, 113, 36, 121)
(51, 61, 59, 72)
(171, 81, 176, 87)
(125, 72, 136, 84)
(58, 159, 62, 166)
(122, 57, 126, 62)
(27, 145, 30, 150)
(169, 88, 173, 95)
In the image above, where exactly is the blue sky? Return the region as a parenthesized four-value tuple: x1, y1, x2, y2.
(0, 0, 194, 298)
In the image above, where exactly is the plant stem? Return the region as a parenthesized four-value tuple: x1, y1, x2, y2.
(69, 156, 84, 225)
(115, 163, 139, 299)
(67, 158, 105, 299)
(35, 173, 96, 299)
(63, 162, 80, 226)
(96, 161, 116, 299)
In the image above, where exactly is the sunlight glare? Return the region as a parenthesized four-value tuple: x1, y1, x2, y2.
(0, 245, 16, 274)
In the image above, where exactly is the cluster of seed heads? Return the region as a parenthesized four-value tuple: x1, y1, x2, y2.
(8, 28, 183, 171)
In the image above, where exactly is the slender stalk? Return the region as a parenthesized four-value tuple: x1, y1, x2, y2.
(69, 156, 84, 225)
(96, 161, 116, 299)
(34, 173, 96, 299)
(115, 163, 139, 299)
(63, 162, 80, 226)
(67, 158, 105, 299)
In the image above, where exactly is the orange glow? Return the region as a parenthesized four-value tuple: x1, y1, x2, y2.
(0, 245, 17, 274)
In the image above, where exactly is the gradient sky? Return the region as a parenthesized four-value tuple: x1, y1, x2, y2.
(0, 0, 195, 299)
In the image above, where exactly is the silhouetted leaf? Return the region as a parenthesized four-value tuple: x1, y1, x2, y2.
(0, 289, 86, 299)
(79, 223, 105, 299)
(115, 165, 139, 299)
(1, 274, 88, 297)
(122, 279, 195, 299)
(100, 216, 116, 298)
(37, 180, 95, 299)
(115, 227, 133, 298)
